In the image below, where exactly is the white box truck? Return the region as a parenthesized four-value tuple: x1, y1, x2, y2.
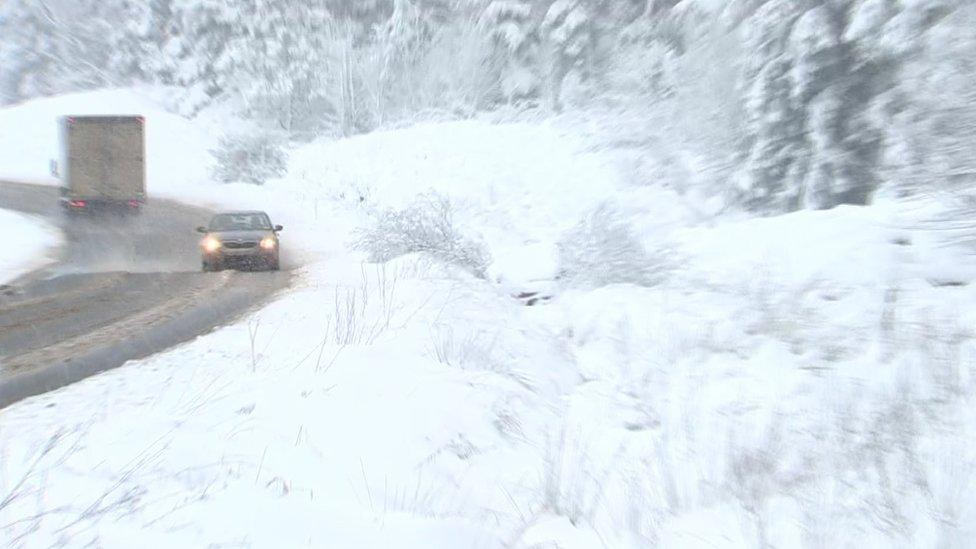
(56, 115, 146, 214)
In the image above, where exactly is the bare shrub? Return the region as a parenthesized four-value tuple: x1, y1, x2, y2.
(556, 204, 670, 289)
(211, 133, 287, 185)
(354, 192, 491, 278)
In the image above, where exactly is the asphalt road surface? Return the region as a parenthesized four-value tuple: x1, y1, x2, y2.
(0, 181, 291, 408)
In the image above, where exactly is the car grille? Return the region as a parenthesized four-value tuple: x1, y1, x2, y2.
(223, 240, 259, 249)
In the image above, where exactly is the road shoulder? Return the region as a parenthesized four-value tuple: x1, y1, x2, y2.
(0, 207, 61, 286)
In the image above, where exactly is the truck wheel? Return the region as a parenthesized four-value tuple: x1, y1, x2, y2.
(268, 257, 280, 271)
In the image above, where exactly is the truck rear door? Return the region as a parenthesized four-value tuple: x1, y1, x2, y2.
(66, 116, 145, 201)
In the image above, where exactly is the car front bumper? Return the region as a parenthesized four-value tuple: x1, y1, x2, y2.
(203, 248, 277, 266)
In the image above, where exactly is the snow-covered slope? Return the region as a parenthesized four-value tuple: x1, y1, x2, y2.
(2, 89, 975, 548)
(280, 121, 625, 284)
(0, 208, 60, 285)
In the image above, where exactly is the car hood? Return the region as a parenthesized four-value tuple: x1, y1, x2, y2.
(210, 230, 273, 241)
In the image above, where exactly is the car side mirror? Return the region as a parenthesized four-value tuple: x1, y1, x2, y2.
(274, 225, 283, 232)
(196, 226, 207, 233)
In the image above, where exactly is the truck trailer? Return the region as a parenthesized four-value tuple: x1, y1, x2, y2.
(57, 115, 146, 214)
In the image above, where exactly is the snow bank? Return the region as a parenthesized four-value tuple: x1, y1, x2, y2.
(0, 208, 60, 285)
(676, 201, 976, 289)
(0, 251, 571, 547)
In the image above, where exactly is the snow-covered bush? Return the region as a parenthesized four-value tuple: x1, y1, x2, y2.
(210, 133, 287, 185)
(556, 204, 669, 289)
(354, 193, 491, 278)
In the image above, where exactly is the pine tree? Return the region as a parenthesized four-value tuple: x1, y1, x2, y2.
(540, 0, 594, 111)
(848, 0, 971, 199)
(0, 0, 63, 101)
(481, 0, 542, 103)
(0, 0, 30, 103)
(325, 0, 393, 38)
(129, 0, 180, 84)
(789, 4, 848, 208)
(740, 0, 809, 211)
(740, 0, 893, 210)
(230, 0, 336, 134)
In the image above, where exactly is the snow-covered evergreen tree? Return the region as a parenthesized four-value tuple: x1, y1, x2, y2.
(0, 0, 142, 102)
(0, 0, 50, 103)
(789, 3, 880, 209)
(849, 0, 973, 200)
(740, 0, 808, 211)
(368, 0, 433, 123)
(169, 0, 242, 107)
(738, 0, 893, 211)
(481, 0, 542, 103)
(231, 0, 335, 134)
(122, 0, 180, 85)
(540, 0, 593, 111)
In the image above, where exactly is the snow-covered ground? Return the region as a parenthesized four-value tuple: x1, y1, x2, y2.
(0, 209, 60, 285)
(2, 90, 976, 547)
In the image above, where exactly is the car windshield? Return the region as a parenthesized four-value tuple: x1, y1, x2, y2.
(209, 213, 271, 231)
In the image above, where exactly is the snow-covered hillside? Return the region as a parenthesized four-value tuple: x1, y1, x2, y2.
(2, 87, 976, 547)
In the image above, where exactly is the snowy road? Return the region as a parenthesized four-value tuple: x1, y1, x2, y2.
(0, 181, 291, 408)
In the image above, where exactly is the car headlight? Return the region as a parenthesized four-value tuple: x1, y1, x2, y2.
(202, 236, 222, 252)
(260, 237, 277, 250)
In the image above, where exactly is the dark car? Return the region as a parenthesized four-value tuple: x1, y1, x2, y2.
(197, 211, 282, 271)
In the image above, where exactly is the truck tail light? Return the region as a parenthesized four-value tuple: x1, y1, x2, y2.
(69, 200, 87, 208)
(128, 200, 140, 208)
